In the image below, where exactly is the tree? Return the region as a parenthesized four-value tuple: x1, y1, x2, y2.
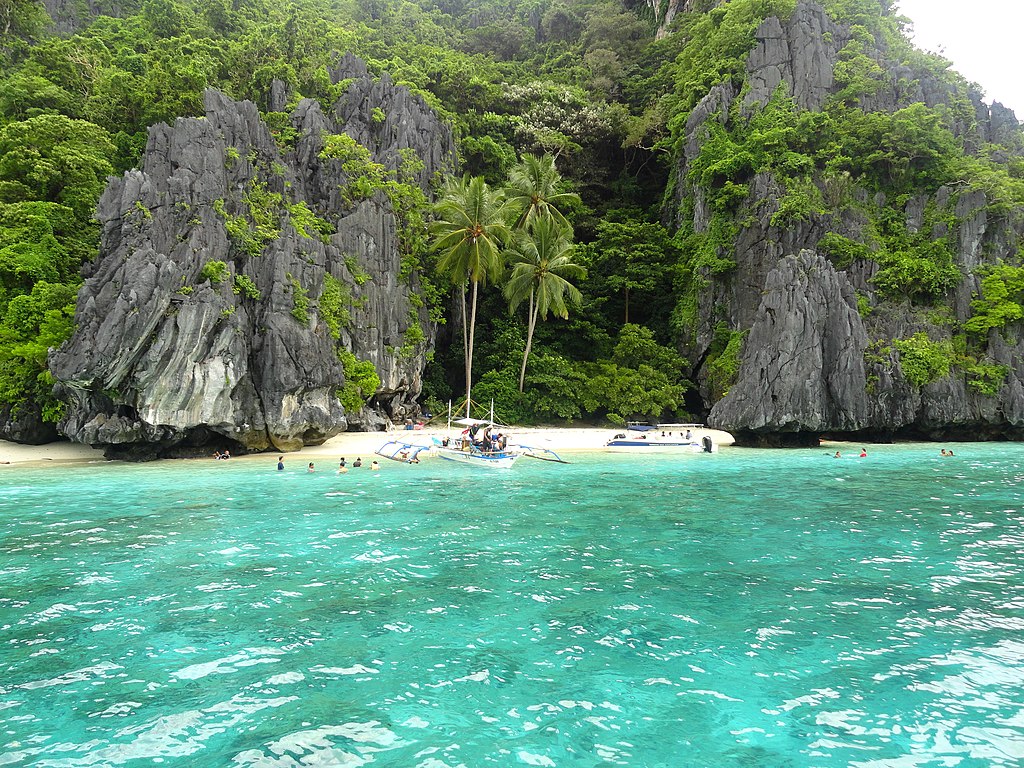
(0, 0, 48, 41)
(503, 216, 585, 392)
(432, 175, 509, 410)
(0, 115, 115, 220)
(585, 216, 678, 327)
(0, 281, 77, 424)
(503, 153, 581, 231)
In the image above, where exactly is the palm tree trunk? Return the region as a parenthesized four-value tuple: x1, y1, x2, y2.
(518, 289, 537, 392)
(466, 279, 479, 410)
(460, 282, 469, 405)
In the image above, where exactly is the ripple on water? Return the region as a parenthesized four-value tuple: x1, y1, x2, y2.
(2, 446, 1024, 765)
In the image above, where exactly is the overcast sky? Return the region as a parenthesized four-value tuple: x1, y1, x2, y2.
(896, 0, 1023, 117)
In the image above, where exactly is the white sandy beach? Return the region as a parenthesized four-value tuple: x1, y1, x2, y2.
(0, 425, 736, 467)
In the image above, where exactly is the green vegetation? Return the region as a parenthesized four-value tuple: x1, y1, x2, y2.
(232, 274, 261, 300)
(199, 260, 229, 284)
(893, 332, 953, 389)
(286, 200, 333, 242)
(705, 325, 746, 401)
(287, 273, 309, 326)
(318, 273, 350, 340)
(337, 349, 381, 414)
(320, 132, 389, 204)
(0, 0, 1021, 430)
(0, 281, 76, 423)
(213, 178, 283, 257)
(964, 264, 1024, 336)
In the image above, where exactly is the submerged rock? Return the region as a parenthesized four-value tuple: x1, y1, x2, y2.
(51, 62, 455, 459)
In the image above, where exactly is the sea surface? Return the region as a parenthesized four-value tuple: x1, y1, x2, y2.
(2, 443, 1023, 767)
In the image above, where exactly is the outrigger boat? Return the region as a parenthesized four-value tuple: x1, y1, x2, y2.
(433, 418, 522, 469)
(604, 423, 724, 453)
(374, 402, 568, 469)
(374, 440, 432, 464)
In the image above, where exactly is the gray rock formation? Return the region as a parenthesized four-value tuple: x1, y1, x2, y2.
(0, 403, 59, 445)
(709, 250, 870, 437)
(709, 245, 1024, 444)
(742, 6, 843, 114)
(42, 0, 139, 35)
(51, 62, 455, 459)
(672, 0, 1024, 443)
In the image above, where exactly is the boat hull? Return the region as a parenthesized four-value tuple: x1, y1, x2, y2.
(435, 447, 520, 469)
(604, 440, 706, 453)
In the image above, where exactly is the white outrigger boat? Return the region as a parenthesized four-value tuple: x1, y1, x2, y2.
(604, 423, 730, 453)
(433, 418, 522, 469)
(375, 403, 567, 469)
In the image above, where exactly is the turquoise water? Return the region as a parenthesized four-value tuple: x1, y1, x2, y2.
(2, 444, 1024, 767)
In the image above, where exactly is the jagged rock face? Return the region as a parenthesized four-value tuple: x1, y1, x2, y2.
(709, 250, 871, 436)
(742, 6, 843, 115)
(741, 1, 1014, 138)
(711, 246, 1024, 442)
(43, 0, 138, 35)
(0, 403, 59, 445)
(674, 0, 1024, 442)
(51, 63, 455, 458)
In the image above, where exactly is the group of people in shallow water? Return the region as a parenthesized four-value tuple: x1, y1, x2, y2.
(832, 447, 956, 458)
(275, 456, 380, 472)
(833, 448, 869, 458)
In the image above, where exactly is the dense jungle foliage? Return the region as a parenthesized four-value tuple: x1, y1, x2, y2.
(0, 0, 1022, 429)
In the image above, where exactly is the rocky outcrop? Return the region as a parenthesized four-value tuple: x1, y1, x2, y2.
(50, 61, 455, 459)
(709, 250, 871, 439)
(740, 1, 1012, 141)
(672, 0, 1024, 443)
(42, 0, 138, 35)
(710, 244, 1024, 444)
(0, 403, 60, 445)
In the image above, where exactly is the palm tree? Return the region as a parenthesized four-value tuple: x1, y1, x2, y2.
(504, 153, 580, 232)
(431, 174, 509, 410)
(503, 216, 586, 392)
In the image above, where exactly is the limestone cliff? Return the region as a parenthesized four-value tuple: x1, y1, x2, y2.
(670, 0, 1024, 444)
(50, 57, 455, 459)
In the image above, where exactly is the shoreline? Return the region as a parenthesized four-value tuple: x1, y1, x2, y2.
(0, 428, 982, 468)
(0, 426, 737, 467)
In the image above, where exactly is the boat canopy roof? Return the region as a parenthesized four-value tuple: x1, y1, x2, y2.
(453, 417, 492, 427)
